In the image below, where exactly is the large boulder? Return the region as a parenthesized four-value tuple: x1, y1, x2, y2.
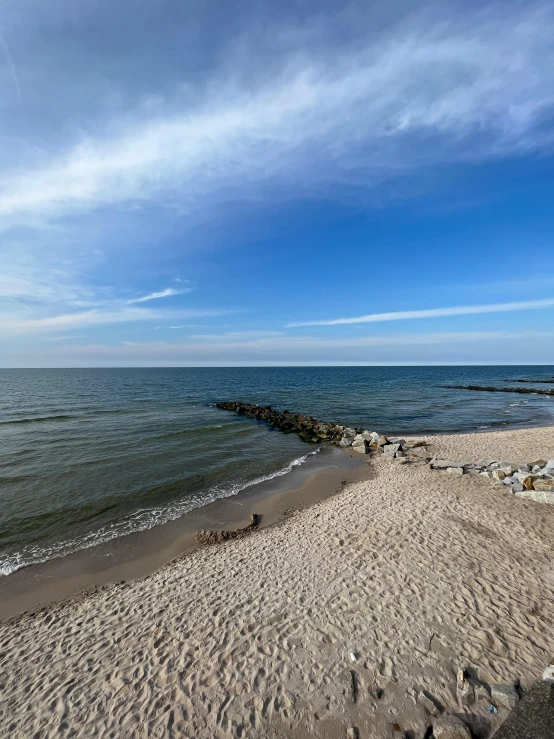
(352, 438, 369, 454)
(491, 680, 554, 739)
(533, 479, 554, 493)
(355, 430, 377, 442)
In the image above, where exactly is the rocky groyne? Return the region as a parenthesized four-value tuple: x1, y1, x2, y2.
(216, 401, 391, 453)
(216, 402, 554, 506)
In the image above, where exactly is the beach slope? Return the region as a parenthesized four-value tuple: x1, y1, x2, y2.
(1, 425, 553, 738)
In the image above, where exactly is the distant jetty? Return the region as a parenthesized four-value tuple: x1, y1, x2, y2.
(443, 385, 554, 396)
(504, 378, 554, 384)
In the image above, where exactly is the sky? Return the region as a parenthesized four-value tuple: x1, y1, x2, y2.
(1, 0, 554, 367)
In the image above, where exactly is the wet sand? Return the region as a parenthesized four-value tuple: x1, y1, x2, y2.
(1, 424, 553, 738)
(0, 446, 369, 620)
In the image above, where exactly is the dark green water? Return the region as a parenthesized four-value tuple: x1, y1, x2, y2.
(1, 366, 553, 575)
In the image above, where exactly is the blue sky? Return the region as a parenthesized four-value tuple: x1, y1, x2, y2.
(1, 0, 554, 366)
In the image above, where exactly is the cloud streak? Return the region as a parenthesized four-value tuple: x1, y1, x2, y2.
(0, 3, 553, 224)
(287, 298, 554, 327)
(127, 287, 192, 303)
(0, 307, 240, 334)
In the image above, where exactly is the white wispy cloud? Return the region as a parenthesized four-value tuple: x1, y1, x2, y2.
(287, 298, 554, 327)
(0, 308, 240, 334)
(127, 287, 192, 303)
(0, 4, 552, 223)
(190, 330, 286, 340)
(168, 324, 205, 329)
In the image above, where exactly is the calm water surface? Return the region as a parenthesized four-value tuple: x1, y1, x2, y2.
(1, 366, 553, 575)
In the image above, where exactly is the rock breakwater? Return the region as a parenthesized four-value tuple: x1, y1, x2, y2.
(215, 401, 389, 453)
(217, 402, 554, 506)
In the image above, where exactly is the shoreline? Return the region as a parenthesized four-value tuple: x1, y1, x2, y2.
(1, 421, 553, 621)
(0, 445, 370, 621)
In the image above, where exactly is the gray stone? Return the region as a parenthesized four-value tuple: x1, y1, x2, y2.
(432, 716, 471, 738)
(479, 459, 496, 467)
(491, 683, 519, 710)
(511, 482, 524, 493)
(480, 470, 492, 479)
(388, 437, 406, 445)
(351, 439, 369, 454)
(546, 459, 554, 470)
(492, 469, 507, 481)
(355, 431, 375, 442)
(383, 443, 401, 456)
(447, 467, 464, 476)
(339, 436, 353, 447)
(515, 489, 554, 505)
(432, 459, 462, 470)
(491, 680, 554, 739)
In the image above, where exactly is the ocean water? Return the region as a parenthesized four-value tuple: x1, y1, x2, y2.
(1, 366, 553, 576)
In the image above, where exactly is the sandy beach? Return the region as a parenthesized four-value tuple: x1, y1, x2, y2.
(1, 424, 553, 738)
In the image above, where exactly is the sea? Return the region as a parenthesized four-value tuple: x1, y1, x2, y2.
(1, 366, 553, 577)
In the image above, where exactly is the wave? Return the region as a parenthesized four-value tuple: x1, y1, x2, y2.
(0, 414, 75, 425)
(0, 448, 320, 577)
(0, 406, 152, 427)
(160, 424, 227, 439)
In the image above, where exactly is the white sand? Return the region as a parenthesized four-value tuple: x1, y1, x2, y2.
(1, 426, 553, 738)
